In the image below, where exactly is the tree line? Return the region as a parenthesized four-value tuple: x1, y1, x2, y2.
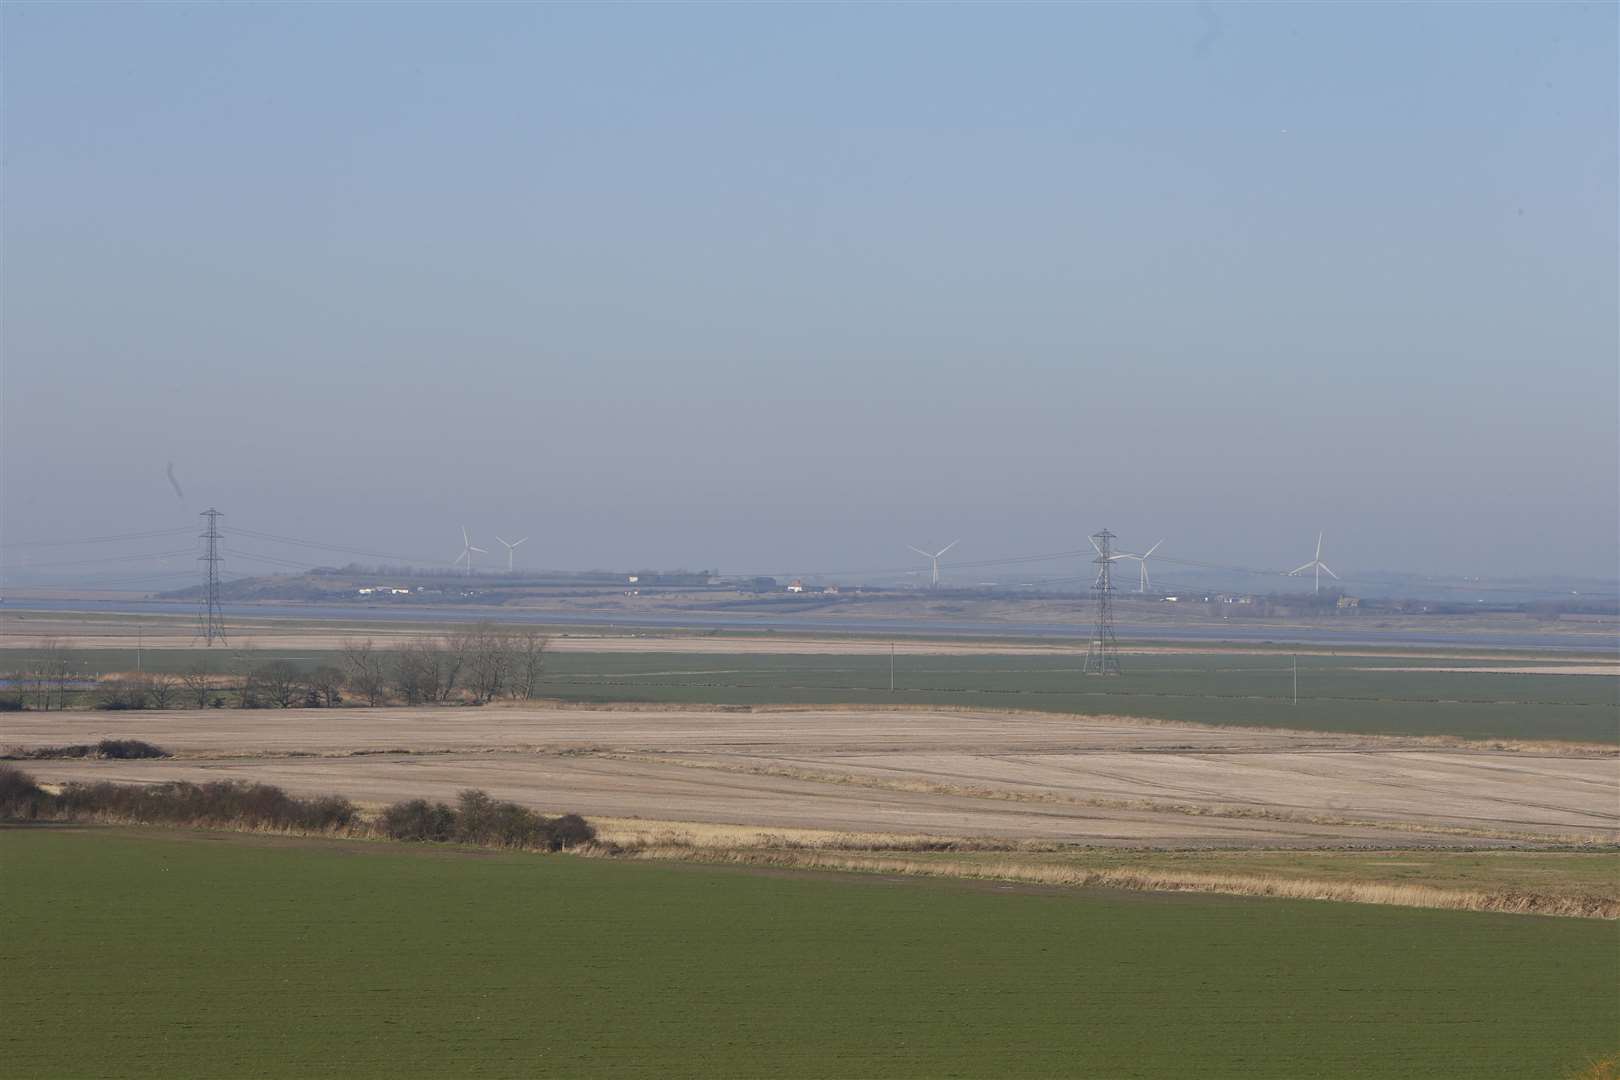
(1, 624, 550, 711)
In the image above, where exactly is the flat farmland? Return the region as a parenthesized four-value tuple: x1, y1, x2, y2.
(3, 827, 1615, 1079)
(5, 644, 1614, 743)
(10, 706, 1616, 848)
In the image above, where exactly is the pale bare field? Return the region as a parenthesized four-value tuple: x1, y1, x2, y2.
(8, 705, 1616, 848)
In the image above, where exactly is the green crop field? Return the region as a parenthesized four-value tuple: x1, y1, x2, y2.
(3, 646, 1616, 743)
(536, 652, 1620, 743)
(3, 827, 1615, 1079)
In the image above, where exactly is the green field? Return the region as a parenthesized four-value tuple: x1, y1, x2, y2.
(3, 827, 1615, 1078)
(4, 646, 1616, 743)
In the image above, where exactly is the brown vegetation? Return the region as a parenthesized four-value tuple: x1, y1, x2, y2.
(589, 843, 1620, 920)
(0, 763, 593, 852)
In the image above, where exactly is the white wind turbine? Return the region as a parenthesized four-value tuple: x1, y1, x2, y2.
(907, 540, 959, 588)
(454, 526, 487, 577)
(1288, 532, 1339, 593)
(1112, 539, 1165, 594)
(495, 535, 528, 573)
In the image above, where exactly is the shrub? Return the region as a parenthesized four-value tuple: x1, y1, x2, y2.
(0, 764, 48, 819)
(0, 695, 24, 712)
(379, 798, 456, 842)
(551, 813, 596, 848)
(94, 739, 169, 760)
(55, 779, 356, 832)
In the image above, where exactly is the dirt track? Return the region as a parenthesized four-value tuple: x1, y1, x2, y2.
(8, 706, 1615, 849)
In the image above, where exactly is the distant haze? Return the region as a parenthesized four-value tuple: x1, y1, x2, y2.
(3, 3, 1615, 583)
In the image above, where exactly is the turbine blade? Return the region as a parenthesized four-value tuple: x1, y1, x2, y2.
(513, 538, 528, 547)
(1144, 540, 1164, 557)
(496, 536, 510, 547)
(937, 540, 959, 557)
(470, 546, 488, 554)
(1288, 561, 1315, 575)
(463, 526, 470, 547)
(1089, 537, 1104, 555)
(907, 546, 932, 559)
(1321, 563, 1338, 580)
(1315, 532, 1323, 560)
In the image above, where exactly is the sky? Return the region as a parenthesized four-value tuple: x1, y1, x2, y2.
(3, 2, 1616, 587)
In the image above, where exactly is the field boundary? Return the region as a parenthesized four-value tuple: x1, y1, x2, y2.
(588, 843, 1620, 920)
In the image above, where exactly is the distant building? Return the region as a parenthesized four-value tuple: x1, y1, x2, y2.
(787, 579, 805, 593)
(1336, 596, 1360, 609)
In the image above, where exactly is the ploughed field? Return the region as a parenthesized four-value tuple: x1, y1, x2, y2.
(10, 706, 1616, 848)
(3, 826, 1615, 1079)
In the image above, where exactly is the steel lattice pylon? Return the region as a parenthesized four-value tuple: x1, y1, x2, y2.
(198, 508, 227, 646)
(1083, 528, 1121, 675)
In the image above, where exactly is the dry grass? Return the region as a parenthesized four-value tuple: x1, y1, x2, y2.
(604, 752, 1613, 846)
(585, 844, 1620, 920)
(586, 816, 1055, 852)
(1568, 1054, 1620, 1080)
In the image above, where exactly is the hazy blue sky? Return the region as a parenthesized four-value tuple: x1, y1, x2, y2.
(3, 2, 1615, 585)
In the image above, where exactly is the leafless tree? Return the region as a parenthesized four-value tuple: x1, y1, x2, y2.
(233, 644, 262, 708)
(95, 674, 150, 711)
(466, 623, 514, 704)
(436, 630, 471, 702)
(513, 629, 549, 700)
(393, 639, 441, 705)
(147, 672, 178, 710)
(41, 638, 76, 710)
(258, 661, 305, 708)
(340, 639, 388, 706)
(180, 663, 215, 708)
(308, 665, 345, 708)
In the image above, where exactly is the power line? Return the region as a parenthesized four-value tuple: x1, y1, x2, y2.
(0, 547, 196, 570)
(0, 526, 195, 549)
(226, 526, 454, 567)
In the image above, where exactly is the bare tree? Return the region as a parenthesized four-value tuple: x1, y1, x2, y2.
(180, 662, 215, 709)
(393, 639, 441, 705)
(436, 630, 471, 702)
(513, 629, 549, 700)
(95, 674, 150, 711)
(147, 672, 178, 710)
(233, 644, 262, 708)
(340, 639, 388, 706)
(308, 665, 345, 708)
(20, 656, 50, 711)
(258, 661, 305, 709)
(466, 623, 514, 704)
(41, 638, 76, 711)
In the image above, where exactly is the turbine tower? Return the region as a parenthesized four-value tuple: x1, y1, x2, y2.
(907, 540, 959, 588)
(454, 526, 487, 577)
(1111, 539, 1165, 594)
(1288, 532, 1339, 593)
(495, 535, 528, 573)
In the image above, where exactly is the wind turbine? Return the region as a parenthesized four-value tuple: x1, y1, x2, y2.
(1112, 539, 1165, 594)
(1288, 532, 1339, 593)
(907, 540, 959, 588)
(454, 526, 487, 577)
(495, 535, 528, 573)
